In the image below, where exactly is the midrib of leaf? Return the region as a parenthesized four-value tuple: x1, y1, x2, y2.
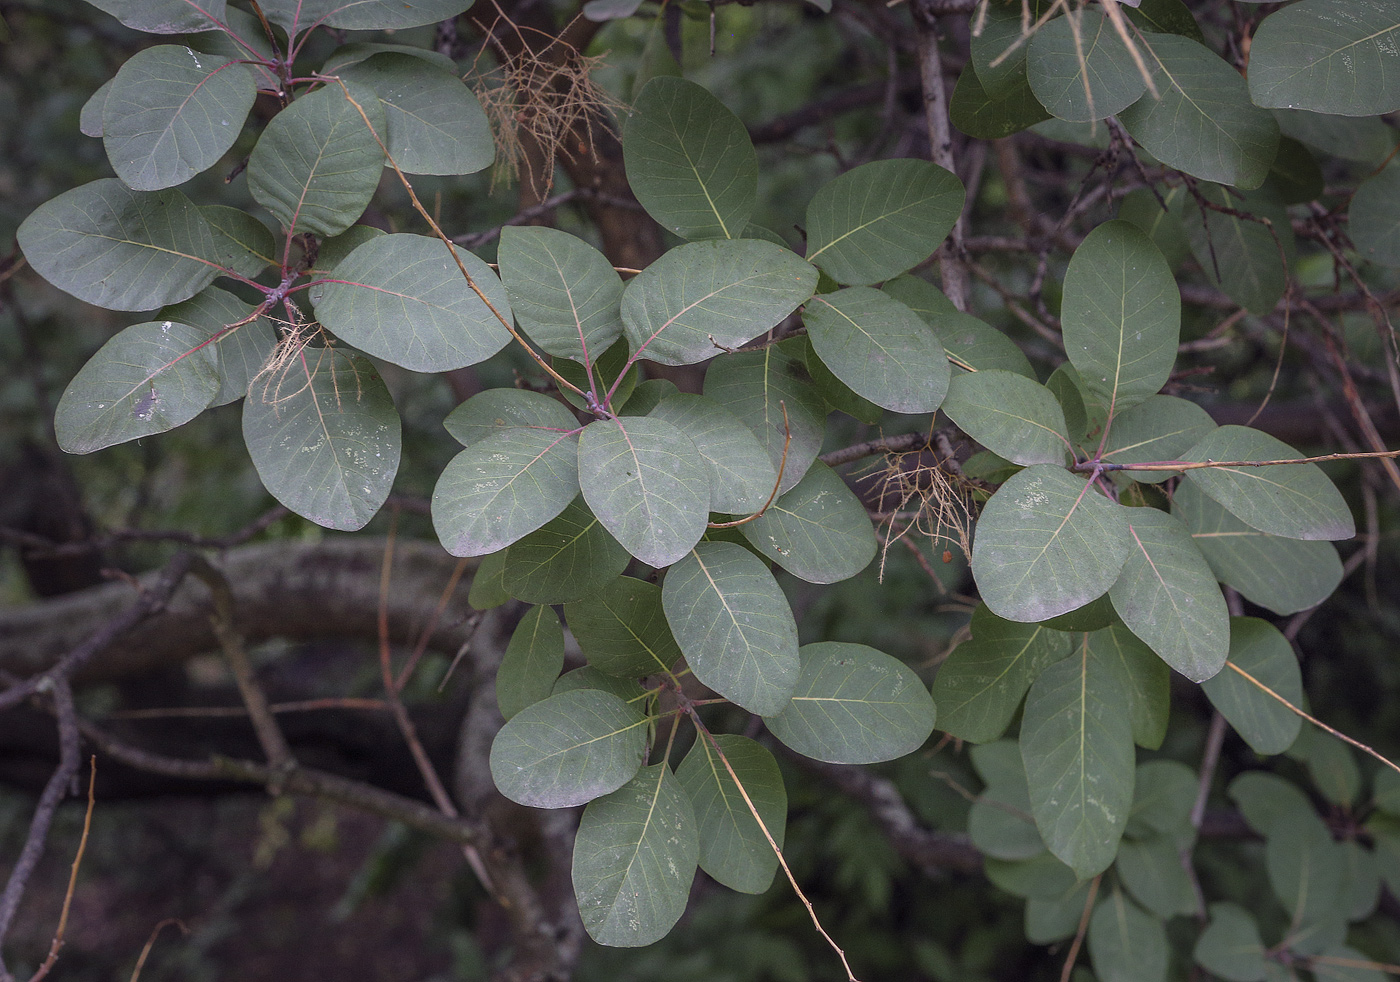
(637, 268, 774, 355)
(692, 548, 747, 648)
(1143, 42, 1249, 156)
(472, 432, 573, 513)
(812, 295, 898, 358)
(610, 766, 669, 900)
(675, 119, 732, 239)
(534, 716, 649, 764)
(806, 193, 929, 264)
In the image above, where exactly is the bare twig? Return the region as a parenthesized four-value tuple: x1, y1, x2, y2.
(911, 0, 968, 310)
(27, 757, 96, 982)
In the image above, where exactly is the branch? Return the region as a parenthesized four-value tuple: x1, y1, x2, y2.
(820, 432, 933, 468)
(911, 0, 968, 310)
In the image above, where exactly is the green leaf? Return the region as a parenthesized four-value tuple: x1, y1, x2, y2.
(500, 497, 630, 605)
(1312, 945, 1390, 982)
(621, 379, 678, 417)
(488, 688, 648, 808)
(1267, 813, 1346, 928)
(971, 0, 1048, 96)
(1117, 186, 1191, 269)
(84, 0, 225, 33)
(158, 285, 276, 406)
(432, 428, 580, 557)
(1248, 0, 1400, 117)
(1182, 185, 1294, 314)
(624, 76, 757, 240)
(971, 465, 1132, 623)
(803, 159, 964, 286)
(621, 240, 817, 367)
(1100, 395, 1216, 483)
(934, 312, 1037, 377)
(1087, 891, 1168, 982)
(552, 669, 648, 704)
(468, 550, 510, 609)
(1267, 137, 1325, 205)
(54, 320, 220, 453)
(1125, 0, 1204, 44)
(1275, 108, 1398, 165)
(1349, 164, 1400, 267)
(1182, 426, 1355, 541)
(103, 45, 254, 191)
(1020, 640, 1136, 877)
(572, 764, 699, 947)
(320, 42, 459, 76)
(984, 852, 1079, 899)
(80, 79, 111, 138)
(676, 734, 786, 894)
(336, 52, 493, 176)
(242, 349, 400, 531)
(1027, 8, 1148, 122)
(950, 64, 1052, 139)
(969, 741, 1044, 861)
(315, 234, 513, 373)
(1091, 625, 1170, 750)
(247, 80, 385, 237)
(1174, 480, 1343, 616)
(1109, 508, 1229, 682)
(17, 179, 218, 311)
(1116, 834, 1199, 919)
(1062, 220, 1180, 416)
(1229, 771, 1319, 838)
(804, 337, 884, 424)
(498, 226, 624, 361)
(1201, 617, 1304, 755)
(942, 370, 1070, 466)
(1026, 881, 1095, 944)
(804, 288, 950, 413)
(313, 224, 385, 273)
(766, 642, 935, 764)
(1118, 33, 1279, 190)
(933, 606, 1072, 744)
(498, 605, 565, 720)
(648, 394, 776, 514)
(1289, 726, 1361, 807)
(703, 343, 828, 494)
(556, 339, 638, 413)
(444, 388, 579, 448)
(266, 0, 475, 32)
(566, 577, 683, 678)
(738, 462, 876, 584)
(578, 416, 711, 567)
(1194, 902, 1269, 982)
(199, 205, 277, 279)
(662, 541, 800, 716)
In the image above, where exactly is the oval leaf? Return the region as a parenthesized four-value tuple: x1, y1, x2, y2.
(1100, 394, 1216, 483)
(1088, 891, 1168, 982)
(85, 0, 225, 33)
(315, 233, 513, 373)
(566, 576, 684, 678)
(1348, 164, 1400, 267)
(578, 416, 711, 567)
(662, 541, 800, 716)
(103, 45, 255, 191)
(242, 349, 401, 531)
(500, 497, 631, 605)
(489, 688, 648, 808)
(55, 320, 220, 453)
(444, 388, 578, 448)
(158, 285, 277, 406)
(200, 205, 277, 279)
(1118, 33, 1279, 190)
(942, 369, 1071, 465)
(499, 225, 624, 361)
(621, 240, 817, 367)
(1248, 0, 1400, 117)
(498, 605, 565, 720)
(432, 428, 581, 557)
(804, 158, 965, 286)
(804, 288, 950, 413)
(648, 394, 777, 514)
(767, 641, 935, 763)
(1093, 624, 1171, 751)
(971, 464, 1132, 622)
(1027, 8, 1148, 122)
(1020, 639, 1136, 877)
(248, 79, 386, 237)
(1181, 425, 1355, 541)
(738, 461, 876, 584)
(572, 764, 699, 947)
(1109, 508, 1229, 682)
(1182, 184, 1294, 315)
(1200, 617, 1303, 755)
(624, 76, 757, 241)
(1062, 220, 1180, 416)
(676, 734, 786, 895)
(17, 179, 218, 311)
(1194, 902, 1269, 982)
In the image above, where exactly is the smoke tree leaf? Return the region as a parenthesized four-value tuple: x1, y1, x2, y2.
(676, 734, 786, 894)
(242, 349, 401, 531)
(971, 465, 1132, 623)
(662, 542, 800, 715)
(766, 642, 935, 763)
(1091, 624, 1170, 751)
(804, 288, 950, 413)
(1201, 617, 1303, 755)
(647, 394, 776, 514)
(1087, 890, 1169, 982)
(1061, 220, 1180, 417)
(804, 158, 964, 286)
(432, 428, 581, 557)
(1182, 185, 1295, 315)
(316, 234, 513, 373)
(498, 225, 624, 361)
(738, 461, 877, 584)
(55, 320, 221, 453)
(572, 764, 699, 946)
(624, 76, 757, 241)
(157, 285, 276, 406)
(497, 605, 566, 720)
(621, 240, 817, 366)
(199, 205, 277, 279)
(578, 416, 711, 568)
(17, 179, 219, 311)
(248, 80, 386, 237)
(1109, 508, 1230, 682)
(1100, 395, 1216, 483)
(1027, 7, 1148, 122)
(1348, 164, 1400, 267)
(1194, 902, 1269, 982)
(1248, 0, 1400, 117)
(942, 369, 1071, 465)
(103, 45, 255, 191)
(444, 388, 579, 449)
(566, 577, 684, 678)
(84, 0, 225, 33)
(489, 689, 648, 808)
(500, 498, 631, 605)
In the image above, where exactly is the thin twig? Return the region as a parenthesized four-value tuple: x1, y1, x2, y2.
(27, 756, 96, 982)
(126, 920, 187, 982)
(911, 0, 967, 310)
(1059, 875, 1100, 982)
